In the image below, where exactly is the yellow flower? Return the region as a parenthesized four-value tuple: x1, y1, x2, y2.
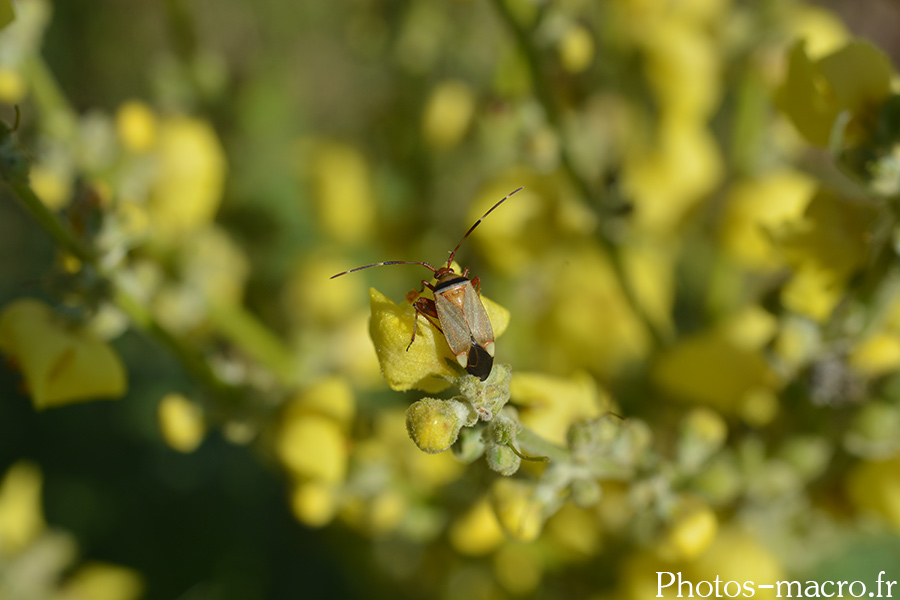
(157, 393, 205, 453)
(642, 19, 720, 120)
(0, 299, 127, 409)
(300, 138, 375, 244)
(285, 254, 368, 327)
(510, 371, 610, 446)
(494, 544, 543, 595)
(0, 461, 44, 556)
(783, 4, 849, 60)
(276, 414, 348, 483)
(421, 79, 476, 149)
(850, 333, 900, 377)
(686, 528, 783, 600)
(846, 452, 900, 530)
(30, 163, 72, 211)
(775, 40, 894, 147)
(719, 171, 817, 270)
(490, 478, 544, 542)
(653, 322, 776, 415)
(59, 562, 144, 600)
(544, 503, 601, 558)
(115, 100, 158, 152)
(285, 377, 356, 429)
(0, 67, 25, 103)
(290, 481, 340, 528)
(557, 24, 594, 74)
(777, 189, 875, 321)
(148, 116, 227, 240)
(466, 174, 603, 277)
(448, 496, 506, 556)
(368, 287, 509, 393)
(623, 114, 723, 235)
(657, 499, 718, 561)
(536, 242, 652, 376)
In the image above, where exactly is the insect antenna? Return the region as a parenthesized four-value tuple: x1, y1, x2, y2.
(330, 260, 437, 279)
(446, 186, 524, 267)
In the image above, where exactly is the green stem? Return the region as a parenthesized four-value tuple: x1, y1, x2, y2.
(208, 302, 297, 386)
(8, 181, 94, 263)
(5, 177, 246, 404)
(516, 425, 569, 464)
(23, 55, 78, 138)
(114, 288, 244, 405)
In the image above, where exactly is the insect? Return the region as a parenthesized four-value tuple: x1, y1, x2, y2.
(331, 187, 523, 381)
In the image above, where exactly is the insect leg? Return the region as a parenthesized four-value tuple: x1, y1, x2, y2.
(406, 280, 436, 304)
(407, 298, 443, 351)
(470, 276, 481, 295)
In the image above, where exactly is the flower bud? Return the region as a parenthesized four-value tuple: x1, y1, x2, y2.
(452, 425, 486, 463)
(486, 443, 521, 477)
(406, 398, 471, 454)
(458, 363, 512, 421)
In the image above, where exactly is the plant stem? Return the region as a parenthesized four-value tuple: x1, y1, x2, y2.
(4, 176, 247, 405)
(516, 425, 569, 464)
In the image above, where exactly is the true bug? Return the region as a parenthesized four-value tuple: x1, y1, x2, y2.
(331, 187, 523, 381)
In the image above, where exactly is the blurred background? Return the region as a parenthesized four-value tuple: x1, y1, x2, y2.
(2, 0, 900, 599)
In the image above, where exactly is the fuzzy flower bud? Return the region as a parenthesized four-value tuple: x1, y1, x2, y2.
(486, 443, 521, 477)
(453, 425, 486, 463)
(406, 398, 473, 454)
(458, 363, 512, 421)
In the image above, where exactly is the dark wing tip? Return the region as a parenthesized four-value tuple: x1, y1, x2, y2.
(465, 342, 494, 381)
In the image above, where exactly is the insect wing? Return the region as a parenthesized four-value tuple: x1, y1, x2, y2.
(462, 284, 494, 351)
(434, 287, 472, 363)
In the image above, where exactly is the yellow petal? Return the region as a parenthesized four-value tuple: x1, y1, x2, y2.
(59, 562, 144, 600)
(0, 461, 44, 556)
(276, 414, 348, 483)
(775, 42, 840, 146)
(115, 100, 158, 152)
(148, 116, 226, 239)
(653, 327, 776, 413)
(0, 299, 127, 409)
(422, 79, 476, 149)
(510, 371, 609, 446)
(157, 393, 206, 453)
(448, 496, 505, 556)
(368, 287, 509, 392)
